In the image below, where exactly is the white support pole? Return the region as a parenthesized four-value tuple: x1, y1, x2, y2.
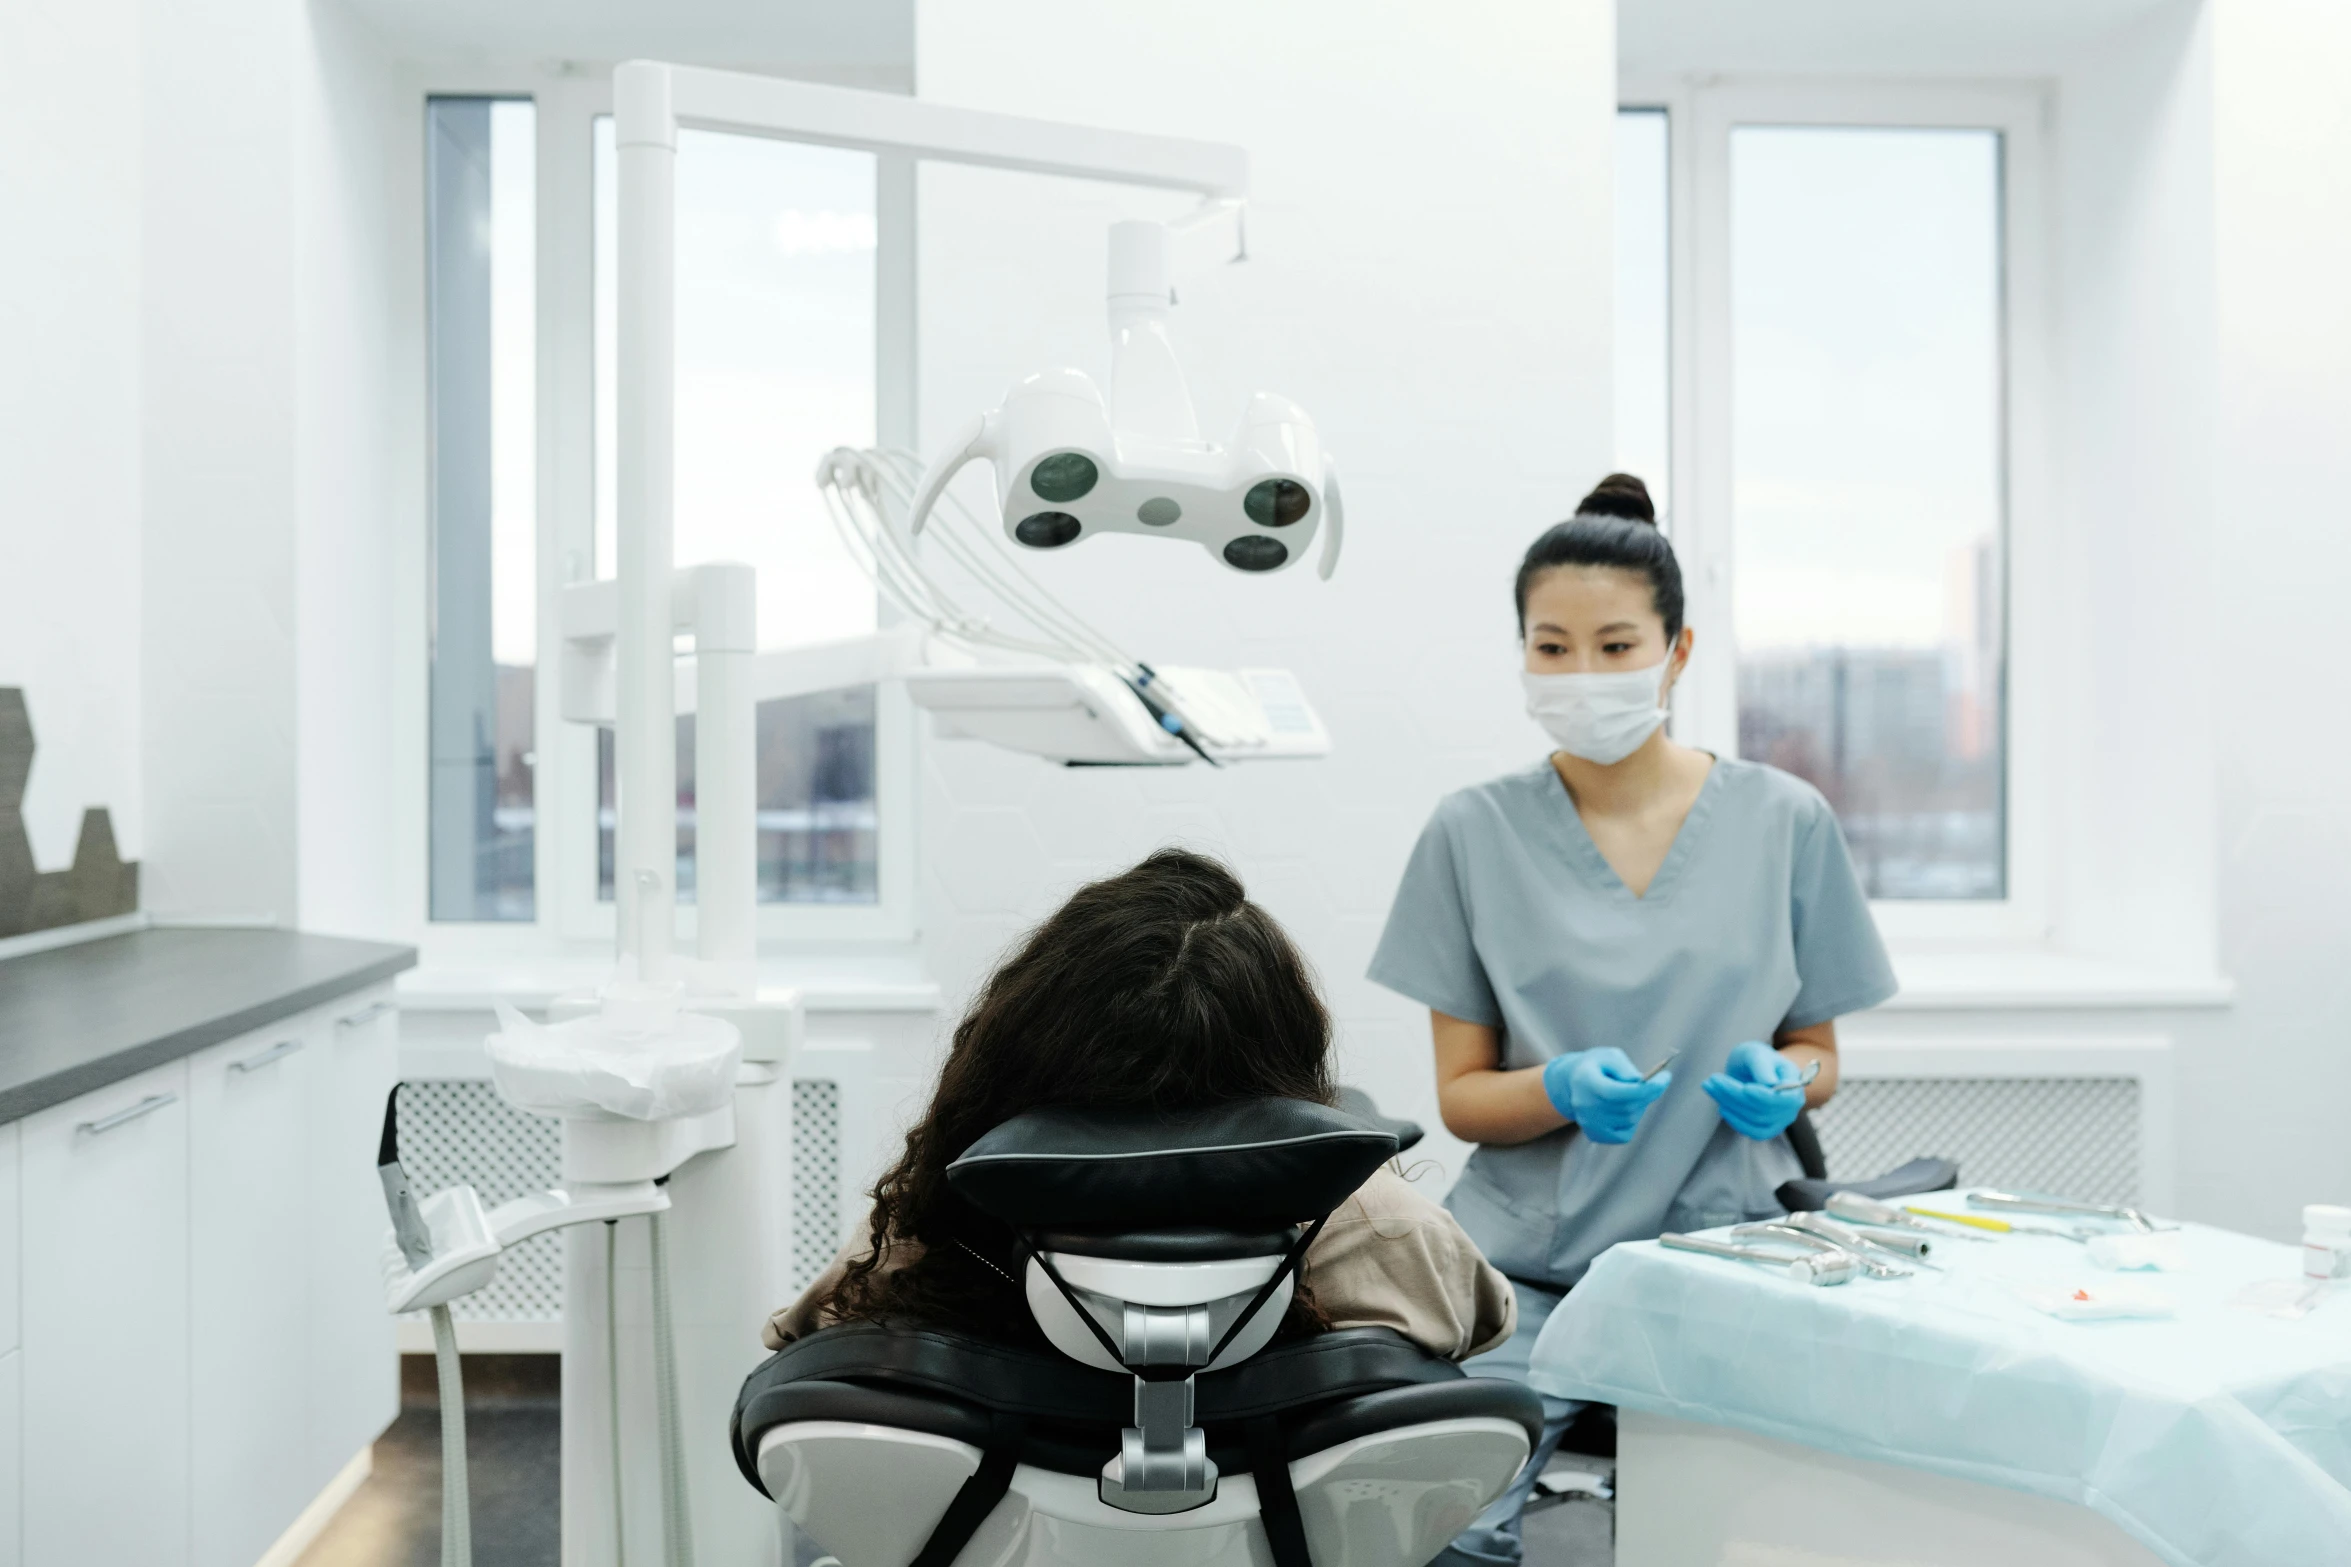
(690, 563, 757, 995)
(615, 62, 680, 984)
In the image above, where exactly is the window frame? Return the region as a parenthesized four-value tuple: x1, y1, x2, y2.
(405, 67, 921, 954)
(1622, 77, 2054, 947)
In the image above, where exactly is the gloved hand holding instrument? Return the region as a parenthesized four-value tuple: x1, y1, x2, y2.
(1703, 1038, 1818, 1140)
(1543, 1047, 1674, 1144)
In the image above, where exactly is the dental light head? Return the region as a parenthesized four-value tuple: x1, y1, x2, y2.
(907, 219, 1343, 579)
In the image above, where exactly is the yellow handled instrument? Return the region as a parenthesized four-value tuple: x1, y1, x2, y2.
(1905, 1205, 2012, 1233)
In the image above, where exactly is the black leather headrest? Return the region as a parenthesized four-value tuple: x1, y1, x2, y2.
(1032, 1227, 1300, 1262)
(946, 1098, 1396, 1230)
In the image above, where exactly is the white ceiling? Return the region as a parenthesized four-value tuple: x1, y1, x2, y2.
(341, 0, 913, 83)
(1619, 0, 2192, 78)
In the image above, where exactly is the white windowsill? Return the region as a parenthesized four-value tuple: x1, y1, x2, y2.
(396, 963, 941, 1015)
(1880, 948, 2234, 1011)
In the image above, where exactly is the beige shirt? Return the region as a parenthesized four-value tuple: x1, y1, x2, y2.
(763, 1163, 1517, 1362)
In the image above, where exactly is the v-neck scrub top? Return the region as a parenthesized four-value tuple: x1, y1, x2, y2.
(1369, 755, 1896, 1289)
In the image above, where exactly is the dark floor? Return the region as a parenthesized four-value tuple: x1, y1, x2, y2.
(296, 1354, 1611, 1565)
(297, 1355, 560, 1567)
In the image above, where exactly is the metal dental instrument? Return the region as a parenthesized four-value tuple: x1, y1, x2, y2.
(1826, 1189, 1995, 1241)
(1734, 1221, 1914, 1280)
(1909, 1205, 2093, 1242)
(1642, 1051, 1680, 1083)
(1785, 1210, 1944, 1270)
(1662, 1232, 1859, 1285)
(1967, 1190, 2163, 1233)
(1773, 1059, 1825, 1093)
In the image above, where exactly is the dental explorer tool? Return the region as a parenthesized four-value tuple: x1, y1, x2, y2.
(1733, 1221, 1914, 1279)
(1772, 1059, 1825, 1093)
(1642, 1051, 1680, 1082)
(1826, 1189, 1995, 1241)
(1662, 1232, 1860, 1285)
(1967, 1190, 2164, 1233)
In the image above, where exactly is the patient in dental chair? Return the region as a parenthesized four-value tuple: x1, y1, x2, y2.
(764, 848, 1516, 1362)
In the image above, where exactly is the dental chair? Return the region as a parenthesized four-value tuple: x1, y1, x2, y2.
(732, 1098, 1541, 1567)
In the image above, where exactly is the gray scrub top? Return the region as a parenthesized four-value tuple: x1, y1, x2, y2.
(1369, 755, 1897, 1289)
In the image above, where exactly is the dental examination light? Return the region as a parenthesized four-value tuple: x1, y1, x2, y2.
(907, 220, 1343, 579)
(802, 205, 1340, 766)
(816, 443, 1332, 766)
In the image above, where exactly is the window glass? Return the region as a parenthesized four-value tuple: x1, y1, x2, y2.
(1615, 108, 1672, 515)
(1730, 126, 2005, 899)
(426, 97, 537, 921)
(593, 121, 881, 905)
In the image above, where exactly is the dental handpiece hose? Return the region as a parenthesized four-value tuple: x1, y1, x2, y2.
(430, 1303, 472, 1567)
(650, 1208, 695, 1567)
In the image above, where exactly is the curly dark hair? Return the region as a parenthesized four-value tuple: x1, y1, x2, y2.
(817, 848, 1338, 1342)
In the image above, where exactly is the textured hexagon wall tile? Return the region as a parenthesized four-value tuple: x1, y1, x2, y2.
(0, 690, 31, 810)
(0, 688, 140, 938)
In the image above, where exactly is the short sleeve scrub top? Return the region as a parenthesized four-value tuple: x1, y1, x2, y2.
(1370, 755, 1897, 1294)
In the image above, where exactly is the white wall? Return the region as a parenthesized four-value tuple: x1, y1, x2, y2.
(138, 0, 304, 925)
(0, 0, 145, 870)
(2196, 0, 2351, 1227)
(912, 0, 1618, 1175)
(2049, 0, 2217, 976)
(295, 0, 406, 938)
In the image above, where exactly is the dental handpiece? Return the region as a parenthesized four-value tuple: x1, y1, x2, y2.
(1662, 1232, 1858, 1285)
(1825, 1189, 1995, 1241)
(1735, 1222, 1914, 1279)
(1784, 1210, 1942, 1269)
(378, 1088, 436, 1270)
(1968, 1189, 2161, 1234)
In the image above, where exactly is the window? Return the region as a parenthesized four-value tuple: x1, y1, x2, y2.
(1618, 85, 2040, 918)
(1732, 126, 2005, 900)
(590, 121, 884, 908)
(426, 97, 537, 921)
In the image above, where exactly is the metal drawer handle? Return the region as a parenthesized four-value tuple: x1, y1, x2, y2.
(230, 1039, 304, 1074)
(76, 1093, 177, 1136)
(335, 1000, 395, 1030)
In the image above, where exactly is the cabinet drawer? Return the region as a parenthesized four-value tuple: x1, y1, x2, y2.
(0, 1348, 19, 1567)
(308, 986, 400, 1488)
(191, 1021, 318, 1567)
(21, 1058, 191, 1567)
(0, 1122, 18, 1355)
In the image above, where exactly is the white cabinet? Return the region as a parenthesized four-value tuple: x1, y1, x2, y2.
(0, 1349, 20, 1567)
(8, 981, 402, 1567)
(305, 990, 399, 1493)
(190, 1020, 319, 1567)
(20, 1058, 192, 1567)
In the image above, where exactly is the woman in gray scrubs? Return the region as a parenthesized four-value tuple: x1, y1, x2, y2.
(1370, 474, 1896, 1566)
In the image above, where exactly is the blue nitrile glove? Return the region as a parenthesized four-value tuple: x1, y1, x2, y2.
(1703, 1039, 1806, 1140)
(1541, 1048, 1672, 1145)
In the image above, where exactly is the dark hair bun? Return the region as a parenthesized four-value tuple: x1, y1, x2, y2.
(1577, 473, 1655, 525)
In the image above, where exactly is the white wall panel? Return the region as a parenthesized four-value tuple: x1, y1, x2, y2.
(913, 0, 1619, 1185)
(2201, 0, 2351, 1231)
(0, 0, 144, 868)
(295, 1, 406, 940)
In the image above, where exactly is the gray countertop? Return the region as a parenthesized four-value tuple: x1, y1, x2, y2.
(0, 927, 416, 1124)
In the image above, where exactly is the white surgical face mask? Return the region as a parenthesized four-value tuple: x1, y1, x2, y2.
(1521, 657, 1674, 764)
